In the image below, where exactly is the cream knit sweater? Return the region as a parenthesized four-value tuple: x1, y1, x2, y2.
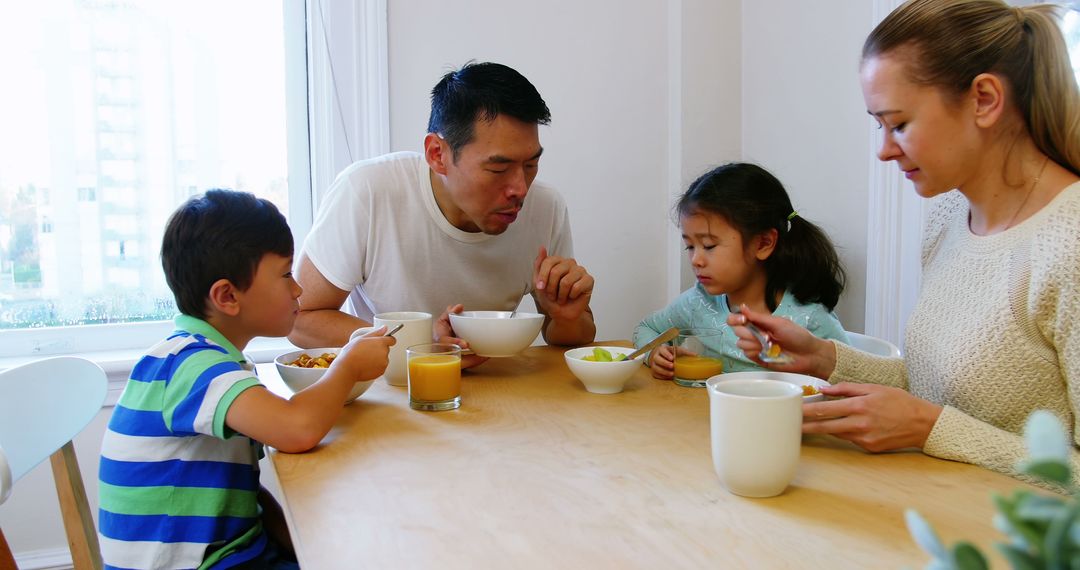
(831, 183, 1080, 485)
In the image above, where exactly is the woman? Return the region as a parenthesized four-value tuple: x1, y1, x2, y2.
(730, 0, 1080, 484)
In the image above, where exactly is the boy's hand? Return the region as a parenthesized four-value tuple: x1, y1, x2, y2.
(649, 344, 676, 380)
(333, 326, 395, 382)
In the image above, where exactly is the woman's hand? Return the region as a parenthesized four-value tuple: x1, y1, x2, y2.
(726, 304, 836, 379)
(802, 383, 943, 452)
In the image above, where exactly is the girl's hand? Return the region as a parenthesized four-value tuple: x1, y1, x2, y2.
(802, 383, 943, 452)
(649, 344, 676, 380)
(727, 304, 836, 379)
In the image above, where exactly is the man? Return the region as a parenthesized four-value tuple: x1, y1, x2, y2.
(290, 62, 595, 367)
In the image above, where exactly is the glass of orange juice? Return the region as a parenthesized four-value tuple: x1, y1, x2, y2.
(406, 343, 462, 411)
(673, 329, 724, 388)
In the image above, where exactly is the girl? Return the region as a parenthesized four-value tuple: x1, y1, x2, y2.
(634, 162, 849, 380)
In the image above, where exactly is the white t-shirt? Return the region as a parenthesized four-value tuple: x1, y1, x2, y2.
(302, 151, 575, 322)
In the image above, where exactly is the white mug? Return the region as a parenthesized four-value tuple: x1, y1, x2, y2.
(706, 378, 803, 498)
(351, 311, 432, 387)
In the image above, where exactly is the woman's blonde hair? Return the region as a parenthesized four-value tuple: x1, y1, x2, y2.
(864, 0, 1080, 176)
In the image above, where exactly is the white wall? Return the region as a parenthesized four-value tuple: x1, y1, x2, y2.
(742, 1, 874, 330)
(3, 1, 879, 565)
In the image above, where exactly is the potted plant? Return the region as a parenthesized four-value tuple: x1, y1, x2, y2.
(906, 410, 1078, 569)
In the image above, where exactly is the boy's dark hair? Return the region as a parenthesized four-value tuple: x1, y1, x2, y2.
(676, 163, 846, 312)
(427, 61, 551, 160)
(161, 189, 293, 319)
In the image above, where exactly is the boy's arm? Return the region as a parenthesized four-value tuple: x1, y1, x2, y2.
(226, 334, 393, 453)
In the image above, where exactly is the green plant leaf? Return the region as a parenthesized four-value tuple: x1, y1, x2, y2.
(1069, 521, 1080, 547)
(1019, 459, 1072, 487)
(1025, 411, 1071, 463)
(996, 493, 1044, 551)
(1044, 500, 1080, 569)
(1016, 493, 1068, 522)
(950, 542, 989, 570)
(907, 509, 948, 561)
(996, 543, 1043, 570)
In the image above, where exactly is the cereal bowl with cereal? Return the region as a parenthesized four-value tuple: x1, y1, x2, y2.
(274, 348, 373, 404)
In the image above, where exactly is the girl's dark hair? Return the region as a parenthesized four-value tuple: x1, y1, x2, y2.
(676, 163, 846, 312)
(161, 189, 293, 319)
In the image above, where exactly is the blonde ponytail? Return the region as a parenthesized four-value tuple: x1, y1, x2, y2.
(864, 0, 1080, 176)
(1022, 6, 1080, 176)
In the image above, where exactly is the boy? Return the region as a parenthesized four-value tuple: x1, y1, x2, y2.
(99, 189, 394, 569)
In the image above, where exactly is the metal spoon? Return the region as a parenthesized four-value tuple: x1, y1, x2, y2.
(385, 323, 404, 337)
(624, 327, 680, 361)
(732, 309, 793, 364)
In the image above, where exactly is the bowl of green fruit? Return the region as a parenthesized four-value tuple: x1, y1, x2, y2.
(563, 346, 645, 394)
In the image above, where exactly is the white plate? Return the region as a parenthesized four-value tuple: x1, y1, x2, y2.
(711, 371, 830, 402)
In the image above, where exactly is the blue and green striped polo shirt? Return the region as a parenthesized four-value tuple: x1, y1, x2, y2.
(99, 315, 266, 569)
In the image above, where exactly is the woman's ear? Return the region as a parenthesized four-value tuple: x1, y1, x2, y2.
(753, 228, 779, 261)
(207, 278, 241, 317)
(424, 132, 451, 175)
(970, 72, 1007, 129)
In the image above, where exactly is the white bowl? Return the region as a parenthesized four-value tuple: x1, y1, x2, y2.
(710, 371, 829, 402)
(448, 311, 545, 357)
(564, 346, 645, 394)
(274, 348, 373, 404)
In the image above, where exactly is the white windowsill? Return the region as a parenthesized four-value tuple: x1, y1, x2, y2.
(0, 336, 300, 408)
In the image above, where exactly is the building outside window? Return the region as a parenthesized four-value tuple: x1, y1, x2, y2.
(0, 1, 297, 343)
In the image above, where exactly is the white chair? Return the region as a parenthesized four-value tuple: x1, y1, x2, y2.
(0, 357, 108, 570)
(845, 331, 902, 358)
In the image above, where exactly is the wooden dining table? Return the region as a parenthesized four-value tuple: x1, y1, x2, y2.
(258, 342, 1039, 569)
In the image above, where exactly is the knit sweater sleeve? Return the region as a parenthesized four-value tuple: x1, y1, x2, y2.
(828, 340, 909, 389)
(924, 407, 1080, 488)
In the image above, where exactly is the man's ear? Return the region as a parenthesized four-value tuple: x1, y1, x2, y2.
(424, 133, 451, 175)
(207, 278, 241, 317)
(754, 228, 779, 261)
(970, 72, 1007, 129)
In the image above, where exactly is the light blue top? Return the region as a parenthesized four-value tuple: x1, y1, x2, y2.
(633, 285, 849, 374)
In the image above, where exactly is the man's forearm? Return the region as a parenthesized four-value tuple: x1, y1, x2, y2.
(541, 309, 596, 346)
(288, 309, 371, 348)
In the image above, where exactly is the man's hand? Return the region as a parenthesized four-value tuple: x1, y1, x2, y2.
(532, 247, 593, 321)
(532, 247, 596, 345)
(434, 304, 490, 370)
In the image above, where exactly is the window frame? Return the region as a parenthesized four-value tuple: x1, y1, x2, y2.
(0, 0, 389, 373)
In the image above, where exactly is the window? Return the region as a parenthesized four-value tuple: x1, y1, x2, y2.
(1064, 8, 1080, 82)
(0, 2, 309, 356)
